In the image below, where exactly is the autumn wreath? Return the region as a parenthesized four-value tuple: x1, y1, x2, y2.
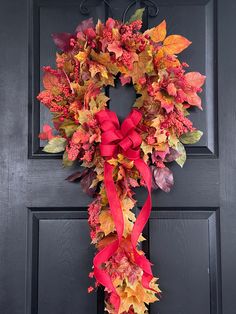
(38, 8, 205, 314)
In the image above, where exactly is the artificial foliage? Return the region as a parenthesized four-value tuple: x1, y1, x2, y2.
(38, 9, 205, 314)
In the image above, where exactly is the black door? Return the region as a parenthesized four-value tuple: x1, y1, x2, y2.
(1, 0, 235, 313)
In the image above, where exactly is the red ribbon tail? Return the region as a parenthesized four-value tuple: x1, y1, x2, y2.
(132, 159, 155, 290)
(93, 161, 124, 309)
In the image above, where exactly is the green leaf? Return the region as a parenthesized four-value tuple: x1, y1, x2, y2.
(62, 151, 74, 167)
(180, 130, 203, 144)
(43, 137, 67, 153)
(128, 8, 145, 23)
(175, 142, 186, 168)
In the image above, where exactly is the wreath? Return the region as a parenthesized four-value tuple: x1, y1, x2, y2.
(38, 8, 205, 314)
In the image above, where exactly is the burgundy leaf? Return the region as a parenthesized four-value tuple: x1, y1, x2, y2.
(51, 32, 74, 52)
(80, 170, 97, 197)
(164, 148, 180, 162)
(151, 166, 174, 192)
(66, 169, 89, 182)
(75, 18, 94, 33)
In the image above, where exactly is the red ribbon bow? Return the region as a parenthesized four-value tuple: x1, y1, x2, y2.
(93, 109, 154, 311)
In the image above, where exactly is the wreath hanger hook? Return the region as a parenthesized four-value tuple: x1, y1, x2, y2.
(79, 0, 114, 18)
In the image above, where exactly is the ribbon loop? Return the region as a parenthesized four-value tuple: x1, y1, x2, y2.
(96, 109, 142, 159)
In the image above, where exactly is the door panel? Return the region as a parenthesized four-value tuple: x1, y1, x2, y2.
(27, 210, 97, 314)
(146, 210, 221, 314)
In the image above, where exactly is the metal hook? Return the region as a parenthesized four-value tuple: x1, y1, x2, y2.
(79, 0, 90, 15)
(79, 0, 113, 17)
(143, 0, 159, 17)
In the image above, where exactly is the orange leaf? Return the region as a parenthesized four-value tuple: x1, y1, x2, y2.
(107, 41, 123, 58)
(99, 210, 115, 236)
(43, 72, 60, 90)
(144, 20, 166, 42)
(163, 35, 191, 54)
(97, 234, 117, 250)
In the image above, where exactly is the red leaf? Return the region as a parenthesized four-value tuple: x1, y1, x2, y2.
(75, 18, 94, 33)
(106, 17, 116, 29)
(186, 92, 202, 109)
(151, 166, 174, 192)
(38, 124, 54, 140)
(120, 75, 131, 86)
(167, 82, 177, 96)
(84, 28, 96, 39)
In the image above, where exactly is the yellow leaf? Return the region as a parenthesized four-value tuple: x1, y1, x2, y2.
(168, 133, 179, 148)
(107, 158, 118, 167)
(155, 133, 167, 144)
(122, 197, 135, 211)
(151, 115, 163, 129)
(144, 20, 166, 42)
(95, 93, 110, 108)
(90, 50, 120, 75)
(155, 142, 169, 152)
(89, 62, 108, 79)
(77, 110, 91, 124)
(75, 51, 87, 63)
(99, 210, 115, 236)
(163, 35, 192, 54)
(141, 141, 153, 155)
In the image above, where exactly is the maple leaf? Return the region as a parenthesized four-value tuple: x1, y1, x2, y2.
(154, 91, 174, 113)
(75, 51, 88, 63)
(144, 20, 166, 42)
(141, 141, 153, 155)
(90, 50, 120, 75)
(129, 50, 152, 84)
(163, 35, 192, 54)
(84, 83, 101, 108)
(99, 210, 115, 236)
(42, 72, 60, 92)
(89, 62, 108, 79)
(97, 234, 117, 250)
(107, 41, 123, 58)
